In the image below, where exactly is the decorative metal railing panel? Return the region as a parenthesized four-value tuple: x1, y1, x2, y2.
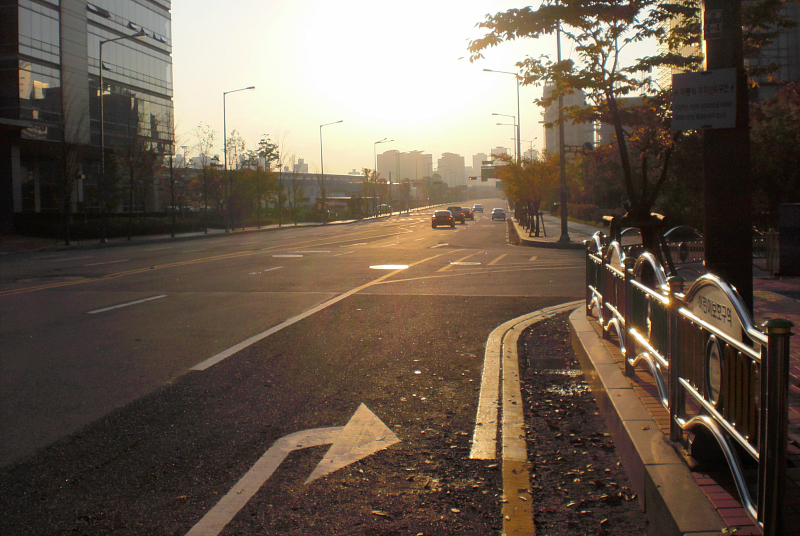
(584, 232, 792, 535)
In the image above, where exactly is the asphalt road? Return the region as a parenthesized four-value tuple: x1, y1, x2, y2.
(0, 198, 586, 534)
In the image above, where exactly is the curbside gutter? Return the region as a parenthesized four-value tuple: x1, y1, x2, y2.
(569, 307, 728, 536)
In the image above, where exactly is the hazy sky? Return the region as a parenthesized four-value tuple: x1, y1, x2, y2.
(171, 1, 562, 174)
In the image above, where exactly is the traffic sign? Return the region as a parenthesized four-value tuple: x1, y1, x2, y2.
(672, 68, 737, 130)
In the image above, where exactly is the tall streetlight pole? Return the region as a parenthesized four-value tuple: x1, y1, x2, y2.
(98, 29, 147, 243)
(222, 86, 255, 233)
(319, 120, 343, 224)
(521, 138, 537, 160)
(496, 123, 516, 162)
(373, 138, 393, 217)
(555, 23, 570, 243)
(484, 69, 521, 163)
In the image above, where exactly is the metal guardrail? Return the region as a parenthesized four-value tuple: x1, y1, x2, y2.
(585, 232, 793, 535)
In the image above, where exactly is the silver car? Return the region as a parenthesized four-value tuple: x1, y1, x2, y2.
(491, 208, 506, 221)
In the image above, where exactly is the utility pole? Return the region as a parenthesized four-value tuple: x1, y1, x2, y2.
(702, 0, 752, 312)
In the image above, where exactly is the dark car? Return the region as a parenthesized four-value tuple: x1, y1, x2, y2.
(447, 206, 466, 224)
(432, 210, 455, 228)
(491, 208, 506, 221)
(463, 207, 474, 220)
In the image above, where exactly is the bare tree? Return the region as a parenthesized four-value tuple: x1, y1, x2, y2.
(193, 121, 217, 233)
(113, 106, 158, 241)
(55, 100, 90, 245)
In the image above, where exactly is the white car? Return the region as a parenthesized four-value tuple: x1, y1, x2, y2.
(491, 208, 506, 221)
(472, 204, 484, 213)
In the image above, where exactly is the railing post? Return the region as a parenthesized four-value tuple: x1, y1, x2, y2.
(758, 319, 793, 535)
(601, 248, 610, 339)
(585, 240, 593, 313)
(623, 256, 636, 376)
(667, 276, 685, 443)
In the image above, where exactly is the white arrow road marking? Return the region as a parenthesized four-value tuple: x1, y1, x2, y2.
(305, 402, 400, 483)
(185, 404, 399, 536)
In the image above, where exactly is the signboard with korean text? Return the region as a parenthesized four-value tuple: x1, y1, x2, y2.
(672, 68, 736, 130)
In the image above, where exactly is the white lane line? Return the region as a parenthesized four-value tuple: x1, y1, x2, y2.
(380, 243, 399, 248)
(143, 246, 173, 251)
(248, 267, 283, 275)
(333, 251, 355, 257)
(340, 243, 367, 248)
(88, 295, 167, 315)
(182, 248, 207, 253)
(85, 259, 130, 266)
(414, 237, 427, 241)
(191, 255, 442, 371)
(295, 250, 331, 253)
(52, 256, 94, 262)
(273, 254, 303, 258)
(529, 255, 538, 262)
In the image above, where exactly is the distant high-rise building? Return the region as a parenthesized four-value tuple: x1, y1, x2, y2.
(747, 2, 800, 101)
(1, 0, 174, 232)
(542, 83, 593, 154)
(293, 158, 309, 173)
(378, 150, 432, 184)
(473, 152, 488, 171)
(437, 153, 465, 188)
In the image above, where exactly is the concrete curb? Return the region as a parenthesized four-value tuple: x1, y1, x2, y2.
(568, 308, 728, 536)
(507, 218, 587, 250)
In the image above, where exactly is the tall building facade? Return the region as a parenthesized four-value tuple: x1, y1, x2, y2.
(437, 152, 465, 188)
(542, 82, 593, 154)
(377, 150, 432, 184)
(0, 0, 173, 232)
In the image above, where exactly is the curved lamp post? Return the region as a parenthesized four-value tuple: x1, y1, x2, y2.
(319, 120, 343, 224)
(493, 113, 518, 161)
(223, 85, 255, 233)
(484, 69, 521, 164)
(98, 29, 147, 243)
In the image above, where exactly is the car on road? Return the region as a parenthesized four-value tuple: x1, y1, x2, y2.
(431, 210, 455, 228)
(491, 208, 506, 221)
(462, 207, 474, 220)
(377, 204, 392, 215)
(447, 206, 466, 224)
(472, 204, 484, 213)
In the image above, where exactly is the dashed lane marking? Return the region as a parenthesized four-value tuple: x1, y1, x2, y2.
(87, 295, 167, 315)
(437, 251, 484, 272)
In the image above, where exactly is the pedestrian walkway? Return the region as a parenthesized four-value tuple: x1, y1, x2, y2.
(509, 211, 604, 249)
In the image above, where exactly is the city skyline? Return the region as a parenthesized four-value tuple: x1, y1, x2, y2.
(171, 1, 553, 176)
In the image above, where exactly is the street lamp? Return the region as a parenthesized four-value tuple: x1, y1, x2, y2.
(223, 85, 255, 233)
(521, 138, 538, 159)
(496, 123, 516, 161)
(319, 120, 343, 224)
(373, 138, 393, 217)
(555, 19, 570, 243)
(493, 113, 518, 161)
(484, 69, 521, 164)
(98, 29, 147, 243)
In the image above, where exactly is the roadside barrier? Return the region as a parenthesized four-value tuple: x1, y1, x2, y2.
(585, 231, 793, 535)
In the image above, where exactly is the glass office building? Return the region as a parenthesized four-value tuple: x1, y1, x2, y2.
(0, 0, 173, 232)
